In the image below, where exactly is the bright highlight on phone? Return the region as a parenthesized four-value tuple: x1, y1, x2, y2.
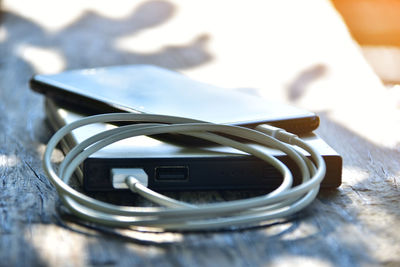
(30, 64, 319, 135)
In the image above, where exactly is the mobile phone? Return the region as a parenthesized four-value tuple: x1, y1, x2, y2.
(45, 98, 342, 191)
(30, 65, 319, 134)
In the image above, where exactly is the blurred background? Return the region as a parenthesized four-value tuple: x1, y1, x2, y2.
(0, 0, 399, 145)
(332, 0, 400, 85)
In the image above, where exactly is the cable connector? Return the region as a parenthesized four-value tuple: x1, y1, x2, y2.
(111, 168, 148, 189)
(255, 124, 298, 144)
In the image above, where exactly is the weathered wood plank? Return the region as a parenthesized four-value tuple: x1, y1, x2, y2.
(1, 0, 399, 266)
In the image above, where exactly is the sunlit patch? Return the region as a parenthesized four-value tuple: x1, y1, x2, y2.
(25, 224, 88, 266)
(25, 223, 178, 265)
(341, 166, 396, 206)
(342, 167, 369, 186)
(36, 144, 64, 164)
(362, 46, 400, 83)
(115, 33, 169, 54)
(319, 107, 400, 150)
(16, 45, 65, 74)
(269, 255, 332, 267)
(280, 221, 320, 241)
(36, 144, 47, 157)
(387, 84, 400, 110)
(393, 171, 400, 189)
(0, 26, 8, 43)
(262, 220, 296, 237)
(118, 228, 183, 245)
(0, 154, 20, 167)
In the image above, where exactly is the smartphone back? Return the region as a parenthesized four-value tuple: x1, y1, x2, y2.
(31, 65, 319, 134)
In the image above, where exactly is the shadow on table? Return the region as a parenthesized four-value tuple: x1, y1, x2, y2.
(0, 0, 208, 265)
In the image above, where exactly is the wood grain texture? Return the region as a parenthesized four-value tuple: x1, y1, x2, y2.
(0, 0, 399, 266)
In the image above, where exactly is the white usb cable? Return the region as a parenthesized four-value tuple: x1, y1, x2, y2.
(43, 113, 326, 231)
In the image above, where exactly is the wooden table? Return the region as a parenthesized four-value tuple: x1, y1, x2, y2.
(1, 0, 399, 266)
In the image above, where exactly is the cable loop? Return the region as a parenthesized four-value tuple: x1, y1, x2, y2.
(43, 113, 326, 231)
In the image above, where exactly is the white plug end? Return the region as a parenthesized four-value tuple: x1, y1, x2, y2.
(111, 168, 148, 189)
(256, 124, 298, 144)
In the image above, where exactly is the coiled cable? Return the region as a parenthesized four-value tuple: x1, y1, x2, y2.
(43, 113, 326, 231)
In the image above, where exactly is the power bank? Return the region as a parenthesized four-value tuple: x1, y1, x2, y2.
(45, 98, 342, 191)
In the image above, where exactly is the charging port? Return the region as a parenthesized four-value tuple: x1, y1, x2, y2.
(155, 166, 189, 181)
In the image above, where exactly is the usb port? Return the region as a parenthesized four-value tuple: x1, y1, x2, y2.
(155, 166, 189, 181)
